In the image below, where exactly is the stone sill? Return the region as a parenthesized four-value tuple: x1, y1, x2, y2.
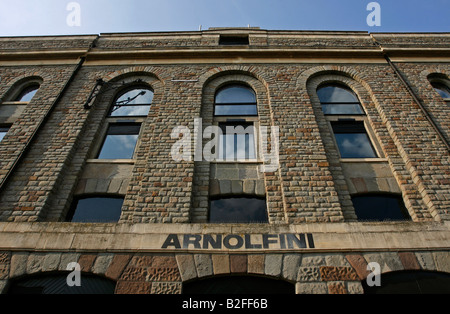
(340, 158, 388, 163)
(86, 159, 135, 165)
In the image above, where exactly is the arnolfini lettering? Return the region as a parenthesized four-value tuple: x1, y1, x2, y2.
(161, 233, 315, 250)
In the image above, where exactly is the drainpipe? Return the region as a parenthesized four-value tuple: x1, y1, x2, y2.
(370, 35, 450, 152)
(0, 35, 100, 191)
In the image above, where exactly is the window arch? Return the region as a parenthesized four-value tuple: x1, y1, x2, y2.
(317, 84, 364, 115)
(362, 270, 450, 294)
(109, 86, 153, 117)
(183, 275, 295, 294)
(8, 272, 116, 294)
(14, 83, 40, 102)
(351, 193, 410, 221)
(214, 84, 258, 116)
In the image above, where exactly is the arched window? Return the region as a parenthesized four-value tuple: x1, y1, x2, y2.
(0, 80, 41, 143)
(317, 84, 364, 115)
(431, 82, 450, 100)
(214, 84, 257, 116)
(8, 273, 116, 294)
(183, 276, 294, 294)
(109, 87, 153, 117)
(362, 270, 450, 294)
(96, 86, 152, 160)
(209, 196, 268, 223)
(14, 83, 40, 102)
(351, 193, 410, 221)
(66, 195, 124, 223)
(317, 83, 379, 159)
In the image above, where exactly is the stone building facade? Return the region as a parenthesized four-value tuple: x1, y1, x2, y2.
(0, 28, 449, 294)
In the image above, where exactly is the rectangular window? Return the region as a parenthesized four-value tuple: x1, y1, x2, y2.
(219, 35, 249, 46)
(214, 104, 258, 116)
(97, 123, 140, 159)
(68, 196, 124, 223)
(218, 122, 256, 161)
(331, 121, 377, 158)
(209, 197, 267, 223)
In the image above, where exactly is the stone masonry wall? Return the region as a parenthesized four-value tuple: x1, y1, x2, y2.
(0, 33, 448, 224)
(0, 62, 449, 223)
(1, 250, 449, 294)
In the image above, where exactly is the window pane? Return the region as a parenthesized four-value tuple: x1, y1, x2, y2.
(0, 127, 9, 142)
(218, 124, 256, 161)
(110, 88, 153, 116)
(433, 85, 450, 99)
(215, 86, 256, 104)
(97, 124, 140, 159)
(352, 194, 410, 221)
(69, 197, 124, 223)
(317, 85, 359, 103)
(214, 104, 258, 116)
(116, 88, 153, 105)
(110, 104, 151, 117)
(334, 133, 377, 158)
(322, 104, 364, 115)
(209, 197, 268, 223)
(15, 85, 39, 102)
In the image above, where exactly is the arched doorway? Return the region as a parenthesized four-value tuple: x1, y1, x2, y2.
(363, 270, 450, 294)
(8, 272, 116, 294)
(183, 275, 295, 294)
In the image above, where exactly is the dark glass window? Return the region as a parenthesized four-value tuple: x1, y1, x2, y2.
(8, 273, 116, 294)
(209, 196, 267, 223)
(317, 85, 364, 115)
(352, 194, 410, 221)
(363, 271, 450, 294)
(215, 85, 257, 116)
(218, 122, 256, 161)
(67, 196, 124, 223)
(219, 35, 249, 46)
(15, 84, 39, 102)
(97, 123, 140, 159)
(0, 127, 9, 142)
(184, 276, 295, 294)
(431, 82, 450, 99)
(109, 87, 153, 117)
(331, 121, 377, 158)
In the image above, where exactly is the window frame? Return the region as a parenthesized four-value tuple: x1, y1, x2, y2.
(327, 117, 381, 160)
(95, 122, 142, 160)
(13, 83, 40, 102)
(92, 85, 152, 161)
(107, 86, 154, 118)
(317, 84, 366, 116)
(216, 121, 258, 162)
(214, 84, 258, 117)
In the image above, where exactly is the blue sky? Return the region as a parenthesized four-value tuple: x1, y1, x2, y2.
(0, 0, 449, 36)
